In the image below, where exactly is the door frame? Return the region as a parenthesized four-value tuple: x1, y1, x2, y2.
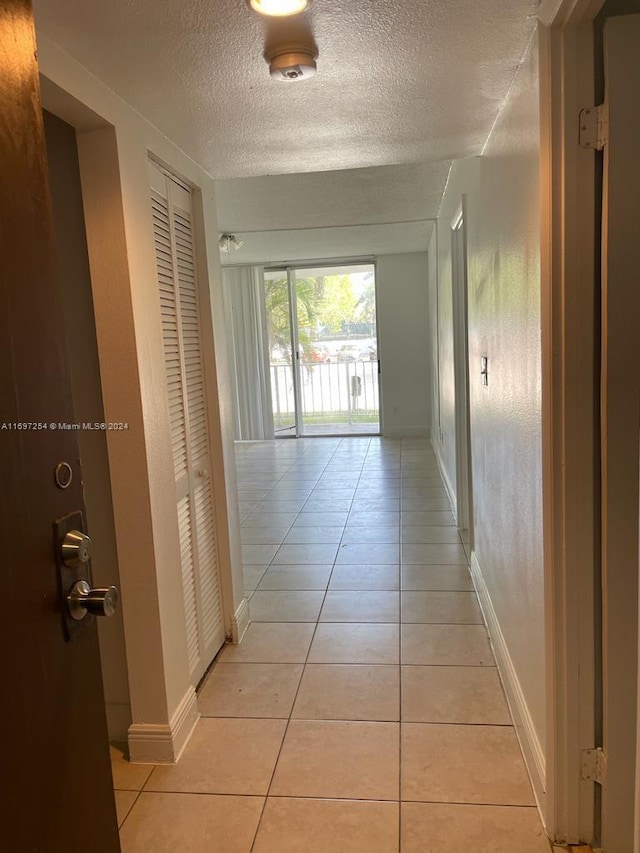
(286, 267, 304, 437)
(261, 265, 301, 437)
(450, 200, 474, 545)
(538, 0, 605, 843)
(36, 47, 244, 761)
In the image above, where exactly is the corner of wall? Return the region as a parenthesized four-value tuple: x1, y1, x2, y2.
(231, 597, 251, 643)
(470, 552, 547, 817)
(105, 702, 132, 744)
(128, 686, 199, 765)
(431, 433, 457, 521)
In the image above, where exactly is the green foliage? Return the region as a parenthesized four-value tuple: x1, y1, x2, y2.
(264, 270, 375, 362)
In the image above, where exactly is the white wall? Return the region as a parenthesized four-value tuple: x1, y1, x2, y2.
(427, 229, 440, 445)
(430, 31, 545, 801)
(37, 35, 245, 761)
(377, 253, 431, 437)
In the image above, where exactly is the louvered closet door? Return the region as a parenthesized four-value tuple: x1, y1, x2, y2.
(149, 161, 225, 686)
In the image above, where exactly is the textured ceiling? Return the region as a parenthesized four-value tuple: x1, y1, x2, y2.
(216, 160, 445, 263)
(34, 0, 538, 179)
(216, 160, 450, 231)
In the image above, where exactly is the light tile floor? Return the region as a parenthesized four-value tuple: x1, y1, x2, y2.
(115, 437, 552, 851)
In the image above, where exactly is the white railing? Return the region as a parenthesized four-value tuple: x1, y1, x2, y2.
(270, 360, 379, 428)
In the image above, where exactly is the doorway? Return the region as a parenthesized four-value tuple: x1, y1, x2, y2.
(265, 262, 380, 437)
(451, 204, 473, 548)
(43, 109, 130, 742)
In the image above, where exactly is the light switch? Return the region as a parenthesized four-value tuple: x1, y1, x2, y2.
(481, 356, 489, 386)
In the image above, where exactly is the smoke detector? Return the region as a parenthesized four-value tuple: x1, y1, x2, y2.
(265, 44, 317, 81)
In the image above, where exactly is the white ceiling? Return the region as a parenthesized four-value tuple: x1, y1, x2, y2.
(215, 160, 450, 231)
(216, 159, 442, 263)
(34, 0, 538, 179)
(219, 220, 435, 265)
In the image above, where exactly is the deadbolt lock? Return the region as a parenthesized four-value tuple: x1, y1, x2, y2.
(55, 513, 120, 640)
(61, 529, 92, 567)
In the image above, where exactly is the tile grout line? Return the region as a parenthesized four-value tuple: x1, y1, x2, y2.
(121, 441, 535, 850)
(246, 445, 335, 597)
(398, 438, 404, 849)
(116, 787, 144, 832)
(227, 440, 518, 851)
(247, 437, 369, 852)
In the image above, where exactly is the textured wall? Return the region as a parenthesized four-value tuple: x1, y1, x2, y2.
(431, 33, 544, 751)
(377, 253, 431, 437)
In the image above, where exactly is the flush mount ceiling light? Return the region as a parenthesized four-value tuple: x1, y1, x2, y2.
(247, 0, 310, 16)
(219, 234, 244, 252)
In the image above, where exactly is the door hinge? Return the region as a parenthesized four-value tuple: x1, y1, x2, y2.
(581, 747, 607, 784)
(579, 105, 608, 150)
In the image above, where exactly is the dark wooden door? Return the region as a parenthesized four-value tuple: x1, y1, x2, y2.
(599, 14, 640, 853)
(0, 2, 120, 850)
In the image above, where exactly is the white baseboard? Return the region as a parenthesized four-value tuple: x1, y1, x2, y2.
(469, 552, 547, 816)
(231, 597, 250, 643)
(431, 436, 457, 521)
(127, 686, 199, 764)
(382, 426, 430, 439)
(105, 701, 131, 743)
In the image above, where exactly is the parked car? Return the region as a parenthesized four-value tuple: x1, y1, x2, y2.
(299, 343, 330, 363)
(311, 344, 331, 363)
(359, 344, 377, 361)
(336, 344, 359, 362)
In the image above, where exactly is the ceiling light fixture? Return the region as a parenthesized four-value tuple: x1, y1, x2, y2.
(219, 234, 245, 253)
(265, 43, 317, 81)
(247, 0, 310, 17)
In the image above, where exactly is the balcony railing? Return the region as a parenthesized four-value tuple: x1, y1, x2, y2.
(271, 359, 380, 429)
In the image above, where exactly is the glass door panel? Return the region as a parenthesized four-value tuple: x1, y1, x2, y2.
(293, 263, 379, 436)
(264, 270, 298, 436)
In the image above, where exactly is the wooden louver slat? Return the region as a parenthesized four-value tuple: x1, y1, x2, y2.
(150, 167, 225, 687)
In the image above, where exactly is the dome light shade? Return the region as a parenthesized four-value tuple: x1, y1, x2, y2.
(248, 0, 309, 17)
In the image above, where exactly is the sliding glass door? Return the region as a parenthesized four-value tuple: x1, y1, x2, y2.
(265, 262, 380, 437)
(264, 269, 299, 436)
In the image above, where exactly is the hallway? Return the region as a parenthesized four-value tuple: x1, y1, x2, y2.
(113, 438, 550, 851)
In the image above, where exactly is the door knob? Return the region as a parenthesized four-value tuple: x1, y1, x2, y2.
(61, 529, 92, 567)
(67, 580, 119, 621)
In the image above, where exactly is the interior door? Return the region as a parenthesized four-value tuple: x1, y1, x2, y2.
(599, 14, 640, 853)
(0, 3, 120, 850)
